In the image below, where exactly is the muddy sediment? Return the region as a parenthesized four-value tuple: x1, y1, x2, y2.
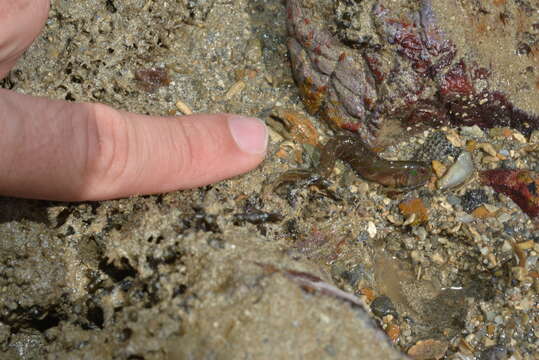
(1, 1, 539, 359)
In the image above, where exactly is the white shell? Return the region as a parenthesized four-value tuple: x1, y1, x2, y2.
(437, 151, 474, 189)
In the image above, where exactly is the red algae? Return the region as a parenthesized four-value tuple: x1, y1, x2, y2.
(286, 0, 539, 146)
(480, 169, 539, 223)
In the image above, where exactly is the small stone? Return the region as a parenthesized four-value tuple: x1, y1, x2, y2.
(175, 100, 193, 115)
(513, 131, 527, 143)
(484, 311, 496, 322)
(461, 189, 488, 213)
(244, 38, 263, 63)
(367, 221, 377, 238)
(357, 182, 369, 193)
(431, 253, 445, 264)
(339, 265, 366, 287)
(472, 206, 495, 219)
(225, 80, 246, 99)
(499, 149, 510, 157)
(479, 345, 507, 360)
(489, 128, 508, 138)
(431, 160, 447, 178)
(477, 143, 498, 157)
(482, 155, 499, 164)
(526, 255, 538, 268)
(370, 296, 398, 318)
(399, 198, 428, 224)
(483, 204, 499, 213)
(359, 288, 376, 303)
(387, 214, 403, 225)
(410, 250, 424, 263)
(446, 194, 462, 208)
(386, 323, 400, 342)
(0, 323, 9, 346)
(517, 240, 534, 250)
(530, 130, 539, 144)
(465, 139, 477, 152)
(460, 125, 485, 138)
(501, 241, 513, 252)
(446, 131, 463, 148)
(456, 213, 474, 223)
(413, 227, 428, 241)
(407, 339, 448, 360)
(511, 266, 528, 282)
(497, 213, 511, 223)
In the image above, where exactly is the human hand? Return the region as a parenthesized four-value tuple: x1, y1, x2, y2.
(0, 1, 268, 201)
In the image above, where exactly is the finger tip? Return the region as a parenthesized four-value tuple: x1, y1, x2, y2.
(227, 115, 268, 155)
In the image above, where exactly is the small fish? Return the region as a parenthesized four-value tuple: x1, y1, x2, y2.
(318, 134, 432, 190)
(272, 134, 432, 193)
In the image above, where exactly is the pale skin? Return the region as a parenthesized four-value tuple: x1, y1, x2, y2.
(0, 1, 268, 201)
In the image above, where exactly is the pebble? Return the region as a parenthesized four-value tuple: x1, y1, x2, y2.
(483, 204, 499, 213)
(460, 125, 485, 138)
(499, 149, 510, 157)
(437, 152, 474, 189)
(446, 194, 462, 208)
(530, 130, 539, 143)
(367, 221, 377, 238)
(513, 132, 527, 143)
(407, 339, 448, 360)
(370, 296, 398, 318)
(431, 253, 445, 264)
(175, 100, 193, 115)
(479, 345, 507, 360)
(412, 227, 428, 241)
(526, 255, 538, 269)
(432, 160, 447, 178)
(484, 311, 496, 322)
(477, 143, 498, 157)
(457, 213, 475, 223)
(225, 80, 246, 99)
(503, 223, 515, 235)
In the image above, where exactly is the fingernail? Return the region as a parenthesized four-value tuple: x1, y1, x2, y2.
(228, 116, 268, 155)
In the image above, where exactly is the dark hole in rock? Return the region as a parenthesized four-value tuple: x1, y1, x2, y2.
(173, 284, 188, 297)
(105, 0, 117, 13)
(70, 75, 83, 84)
(28, 311, 62, 332)
(99, 257, 137, 282)
(119, 278, 134, 291)
(127, 355, 145, 360)
(86, 305, 104, 329)
(147, 235, 164, 244)
(55, 208, 71, 228)
(119, 328, 133, 342)
(65, 225, 75, 235)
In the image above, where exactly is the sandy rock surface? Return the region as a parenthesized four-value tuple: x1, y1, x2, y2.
(1, 0, 538, 359)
